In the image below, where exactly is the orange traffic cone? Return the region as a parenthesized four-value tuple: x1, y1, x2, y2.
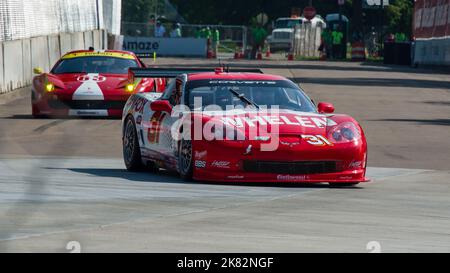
(265, 45, 271, 57)
(287, 52, 294, 61)
(239, 50, 244, 59)
(257, 47, 263, 60)
(234, 47, 240, 59)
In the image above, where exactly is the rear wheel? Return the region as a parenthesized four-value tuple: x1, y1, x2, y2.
(329, 183, 359, 187)
(178, 138, 193, 180)
(123, 116, 144, 171)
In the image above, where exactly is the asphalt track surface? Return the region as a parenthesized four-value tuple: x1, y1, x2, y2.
(0, 58, 449, 252)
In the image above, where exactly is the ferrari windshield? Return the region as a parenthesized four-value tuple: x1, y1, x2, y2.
(52, 57, 139, 74)
(186, 80, 316, 112)
(275, 19, 303, 28)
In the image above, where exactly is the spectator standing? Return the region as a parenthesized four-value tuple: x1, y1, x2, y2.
(321, 28, 332, 59)
(154, 20, 166, 38)
(212, 28, 220, 57)
(170, 22, 182, 38)
(251, 24, 267, 59)
(331, 26, 344, 59)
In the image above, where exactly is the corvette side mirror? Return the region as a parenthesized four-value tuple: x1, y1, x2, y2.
(33, 67, 43, 74)
(317, 102, 335, 114)
(150, 100, 172, 113)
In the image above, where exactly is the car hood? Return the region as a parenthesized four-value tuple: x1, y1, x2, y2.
(194, 109, 341, 136)
(49, 73, 129, 92)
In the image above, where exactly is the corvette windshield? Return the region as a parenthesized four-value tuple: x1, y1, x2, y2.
(186, 80, 316, 112)
(52, 57, 138, 74)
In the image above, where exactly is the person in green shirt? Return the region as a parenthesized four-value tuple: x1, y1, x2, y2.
(251, 24, 267, 59)
(321, 28, 333, 59)
(395, 32, 407, 42)
(212, 28, 220, 57)
(205, 27, 212, 40)
(331, 26, 344, 59)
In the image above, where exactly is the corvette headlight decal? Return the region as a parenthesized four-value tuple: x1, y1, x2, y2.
(327, 122, 361, 144)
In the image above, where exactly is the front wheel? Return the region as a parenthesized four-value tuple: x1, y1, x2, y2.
(178, 138, 193, 180)
(123, 116, 144, 171)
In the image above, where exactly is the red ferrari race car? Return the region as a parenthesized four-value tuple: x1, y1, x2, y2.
(122, 67, 369, 186)
(31, 49, 166, 118)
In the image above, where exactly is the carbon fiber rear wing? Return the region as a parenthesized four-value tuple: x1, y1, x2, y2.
(128, 67, 264, 82)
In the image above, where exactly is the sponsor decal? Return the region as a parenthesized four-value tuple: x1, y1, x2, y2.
(194, 160, 206, 168)
(221, 115, 327, 128)
(277, 174, 308, 181)
(209, 80, 277, 85)
(301, 135, 333, 146)
(77, 74, 106, 82)
(62, 51, 135, 60)
(136, 115, 143, 125)
(126, 96, 147, 114)
(339, 176, 353, 180)
(227, 175, 244, 179)
(72, 73, 105, 101)
(68, 109, 108, 116)
(280, 141, 300, 147)
(349, 160, 362, 169)
(147, 112, 166, 144)
(211, 160, 230, 169)
(194, 150, 207, 159)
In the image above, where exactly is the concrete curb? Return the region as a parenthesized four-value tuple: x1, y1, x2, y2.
(0, 86, 30, 105)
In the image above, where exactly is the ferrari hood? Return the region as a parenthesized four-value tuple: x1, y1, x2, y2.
(47, 73, 130, 100)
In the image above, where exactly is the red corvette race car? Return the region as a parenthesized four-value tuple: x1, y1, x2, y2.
(31, 49, 165, 117)
(122, 67, 369, 186)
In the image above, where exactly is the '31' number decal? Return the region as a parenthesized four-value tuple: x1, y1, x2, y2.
(301, 135, 333, 146)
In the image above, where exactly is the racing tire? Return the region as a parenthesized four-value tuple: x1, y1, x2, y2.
(178, 138, 193, 181)
(328, 183, 360, 187)
(123, 116, 144, 171)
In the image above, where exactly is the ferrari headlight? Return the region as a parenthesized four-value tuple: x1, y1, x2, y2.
(125, 83, 134, 92)
(327, 122, 361, 143)
(45, 83, 55, 92)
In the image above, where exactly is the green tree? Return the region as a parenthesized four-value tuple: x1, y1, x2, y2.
(385, 0, 413, 37)
(122, 0, 165, 23)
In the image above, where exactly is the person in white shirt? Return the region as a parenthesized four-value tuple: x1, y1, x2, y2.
(170, 23, 182, 38)
(154, 21, 166, 38)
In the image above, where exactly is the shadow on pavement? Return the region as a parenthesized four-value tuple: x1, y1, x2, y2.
(49, 167, 361, 189)
(421, 101, 450, 106)
(371, 118, 450, 126)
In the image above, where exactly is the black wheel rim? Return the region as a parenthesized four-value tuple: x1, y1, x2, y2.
(180, 139, 192, 174)
(124, 120, 135, 164)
